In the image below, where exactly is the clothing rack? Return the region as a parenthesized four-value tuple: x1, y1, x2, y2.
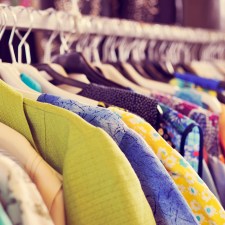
(0, 5, 76, 32)
(1, 5, 225, 44)
(76, 16, 225, 44)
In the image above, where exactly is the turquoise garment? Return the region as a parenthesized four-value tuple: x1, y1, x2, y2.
(175, 88, 203, 108)
(20, 73, 42, 92)
(0, 203, 12, 225)
(38, 93, 199, 225)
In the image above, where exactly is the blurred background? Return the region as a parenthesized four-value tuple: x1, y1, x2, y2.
(0, 0, 225, 63)
(0, 0, 225, 30)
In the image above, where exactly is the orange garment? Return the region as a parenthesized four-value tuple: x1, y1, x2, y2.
(219, 104, 225, 159)
(0, 122, 65, 225)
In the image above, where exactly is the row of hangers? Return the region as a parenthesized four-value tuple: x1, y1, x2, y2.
(0, 5, 223, 115)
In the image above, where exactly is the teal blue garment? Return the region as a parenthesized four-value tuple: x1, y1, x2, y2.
(20, 73, 42, 92)
(0, 203, 12, 225)
(175, 88, 204, 108)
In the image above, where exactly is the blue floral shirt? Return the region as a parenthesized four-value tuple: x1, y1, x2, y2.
(38, 94, 198, 225)
(159, 103, 203, 176)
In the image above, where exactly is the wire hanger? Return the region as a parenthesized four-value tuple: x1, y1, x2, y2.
(44, 8, 60, 63)
(0, 5, 37, 95)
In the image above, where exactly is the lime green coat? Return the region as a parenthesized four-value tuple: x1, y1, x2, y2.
(0, 80, 156, 225)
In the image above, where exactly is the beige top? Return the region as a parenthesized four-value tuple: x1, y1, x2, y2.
(0, 122, 65, 225)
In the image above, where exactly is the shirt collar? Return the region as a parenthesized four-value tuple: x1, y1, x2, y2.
(0, 80, 36, 148)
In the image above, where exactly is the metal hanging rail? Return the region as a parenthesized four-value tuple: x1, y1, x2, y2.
(1, 5, 225, 44)
(0, 5, 76, 32)
(76, 16, 225, 43)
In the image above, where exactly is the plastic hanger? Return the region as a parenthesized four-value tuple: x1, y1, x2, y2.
(128, 40, 151, 79)
(33, 63, 89, 89)
(11, 8, 99, 106)
(190, 60, 224, 80)
(113, 36, 180, 95)
(53, 51, 128, 89)
(121, 62, 179, 95)
(42, 8, 77, 76)
(93, 36, 151, 95)
(52, 16, 127, 89)
(130, 61, 151, 79)
(0, 6, 37, 92)
(30, 9, 88, 89)
(38, 10, 125, 89)
(15, 62, 100, 106)
(130, 38, 222, 113)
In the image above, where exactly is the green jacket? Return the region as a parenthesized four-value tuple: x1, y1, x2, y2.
(0, 80, 155, 225)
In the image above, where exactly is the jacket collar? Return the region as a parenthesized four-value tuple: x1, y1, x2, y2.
(0, 80, 36, 148)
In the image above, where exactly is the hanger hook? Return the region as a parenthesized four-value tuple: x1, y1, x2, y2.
(8, 6, 18, 63)
(64, 13, 76, 52)
(58, 11, 69, 55)
(17, 6, 33, 64)
(0, 6, 7, 42)
(44, 8, 60, 63)
(0, 6, 7, 62)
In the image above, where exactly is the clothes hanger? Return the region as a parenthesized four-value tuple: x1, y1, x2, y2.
(51, 18, 126, 89)
(116, 38, 145, 83)
(174, 43, 198, 74)
(126, 36, 222, 113)
(153, 41, 177, 79)
(33, 9, 72, 79)
(128, 39, 152, 79)
(113, 37, 180, 95)
(128, 38, 163, 81)
(140, 40, 173, 82)
(0, 121, 65, 225)
(93, 36, 151, 95)
(170, 40, 223, 114)
(11, 7, 99, 106)
(0, 6, 37, 93)
(32, 12, 95, 90)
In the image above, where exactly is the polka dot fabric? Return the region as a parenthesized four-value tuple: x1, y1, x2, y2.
(78, 83, 159, 128)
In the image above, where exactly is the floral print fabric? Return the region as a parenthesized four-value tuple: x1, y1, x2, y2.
(38, 93, 198, 225)
(150, 91, 221, 158)
(0, 154, 53, 225)
(159, 103, 203, 174)
(109, 107, 225, 225)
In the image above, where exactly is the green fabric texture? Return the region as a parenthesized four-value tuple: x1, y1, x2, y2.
(0, 80, 156, 225)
